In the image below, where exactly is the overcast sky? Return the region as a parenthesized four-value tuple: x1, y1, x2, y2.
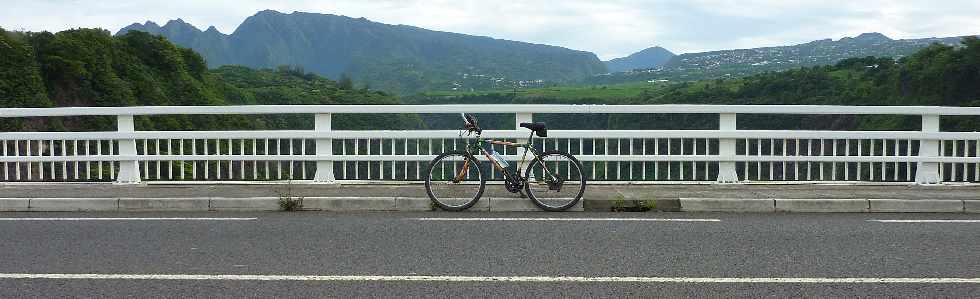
(3, 0, 979, 60)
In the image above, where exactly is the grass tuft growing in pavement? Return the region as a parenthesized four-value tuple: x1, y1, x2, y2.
(276, 178, 305, 212)
(611, 194, 655, 212)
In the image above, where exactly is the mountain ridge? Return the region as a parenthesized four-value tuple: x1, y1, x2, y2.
(588, 32, 975, 85)
(118, 10, 607, 94)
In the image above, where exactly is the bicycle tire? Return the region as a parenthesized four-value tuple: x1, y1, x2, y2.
(424, 151, 486, 211)
(524, 150, 587, 211)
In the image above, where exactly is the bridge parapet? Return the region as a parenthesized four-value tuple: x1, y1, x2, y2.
(1, 104, 976, 184)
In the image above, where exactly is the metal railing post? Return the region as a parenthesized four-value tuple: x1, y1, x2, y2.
(313, 113, 335, 183)
(717, 113, 739, 183)
(115, 115, 141, 183)
(915, 114, 941, 184)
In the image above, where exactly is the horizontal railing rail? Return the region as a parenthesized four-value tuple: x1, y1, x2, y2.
(2, 104, 978, 184)
(3, 130, 980, 140)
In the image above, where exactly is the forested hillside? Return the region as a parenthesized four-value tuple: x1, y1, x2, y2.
(590, 33, 971, 85)
(0, 28, 419, 131)
(412, 38, 980, 131)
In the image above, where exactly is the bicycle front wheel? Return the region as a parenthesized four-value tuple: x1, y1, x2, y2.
(524, 150, 586, 211)
(424, 151, 486, 211)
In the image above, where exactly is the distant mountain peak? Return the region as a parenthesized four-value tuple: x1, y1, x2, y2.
(163, 19, 200, 31)
(634, 46, 671, 55)
(202, 26, 226, 36)
(842, 32, 892, 42)
(255, 9, 285, 17)
(604, 46, 676, 72)
(856, 32, 890, 40)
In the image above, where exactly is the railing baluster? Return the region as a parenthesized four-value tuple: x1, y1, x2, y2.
(95, 140, 101, 181)
(33, 140, 44, 181)
(16, 140, 22, 181)
(2, 140, 6, 181)
(192, 139, 197, 180)
(756, 138, 762, 181)
(204, 139, 210, 180)
(818, 139, 824, 181)
(109, 140, 116, 180)
(885, 139, 890, 181)
(154, 139, 160, 180)
(652, 138, 659, 180)
(782, 139, 787, 180)
(794, 139, 800, 181)
(843, 139, 848, 181)
(39, 140, 46, 181)
(61, 140, 67, 181)
(961, 140, 968, 182)
(831, 139, 837, 181)
(25, 140, 32, 181)
(665, 138, 671, 180)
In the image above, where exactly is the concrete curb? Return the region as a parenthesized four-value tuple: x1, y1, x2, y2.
(0, 198, 30, 212)
(869, 199, 964, 213)
(209, 197, 279, 211)
(303, 197, 396, 211)
(119, 198, 210, 212)
(680, 198, 774, 212)
(29, 198, 118, 212)
(965, 200, 980, 213)
(775, 199, 869, 213)
(1, 197, 977, 213)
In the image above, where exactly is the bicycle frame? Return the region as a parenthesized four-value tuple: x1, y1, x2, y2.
(458, 130, 555, 183)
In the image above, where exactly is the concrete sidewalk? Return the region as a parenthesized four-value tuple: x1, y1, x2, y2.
(1, 183, 979, 212)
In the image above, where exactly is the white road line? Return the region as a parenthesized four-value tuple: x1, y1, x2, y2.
(0, 273, 976, 284)
(0, 218, 257, 221)
(869, 219, 980, 223)
(413, 218, 720, 222)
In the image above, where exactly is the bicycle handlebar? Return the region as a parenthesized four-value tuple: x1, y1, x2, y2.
(461, 113, 482, 134)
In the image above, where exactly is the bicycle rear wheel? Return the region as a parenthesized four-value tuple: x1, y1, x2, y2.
(524, 150, 586, 211)
(424, 151, 486, 211)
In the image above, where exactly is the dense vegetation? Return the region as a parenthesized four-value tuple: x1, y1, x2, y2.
(118, 10, 607, 94)
(0, 28, 420, 131)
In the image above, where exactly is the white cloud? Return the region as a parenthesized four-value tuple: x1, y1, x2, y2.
(2, 0, 978, 59)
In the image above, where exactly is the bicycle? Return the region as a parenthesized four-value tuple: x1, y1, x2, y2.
(423, 113, 587, 211)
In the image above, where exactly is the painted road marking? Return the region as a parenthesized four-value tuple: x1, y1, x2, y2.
(869, 219, 980, 223)
(414, 218, 720, 222)
(0, 273, 976, 284)
(0, 218, 257, 221)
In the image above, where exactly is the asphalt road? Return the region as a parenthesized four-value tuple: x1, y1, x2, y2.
(0, 212, 978, 298)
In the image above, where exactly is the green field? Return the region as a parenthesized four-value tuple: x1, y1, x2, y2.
(422, 82, 667, 100)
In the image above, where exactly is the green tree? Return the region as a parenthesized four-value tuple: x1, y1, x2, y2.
(338, 73, 354, 90)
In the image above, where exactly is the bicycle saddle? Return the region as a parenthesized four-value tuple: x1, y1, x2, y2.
(520, 122, 547, 137)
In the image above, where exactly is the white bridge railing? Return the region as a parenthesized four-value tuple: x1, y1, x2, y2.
(2, 104, 980, 184)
